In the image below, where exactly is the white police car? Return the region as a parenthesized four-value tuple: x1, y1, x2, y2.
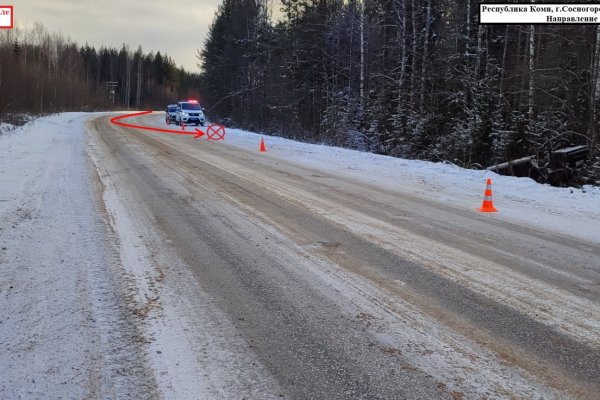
(175, 99, 205, 126)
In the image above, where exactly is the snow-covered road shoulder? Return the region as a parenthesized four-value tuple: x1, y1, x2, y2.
(0, 113, 158, 399)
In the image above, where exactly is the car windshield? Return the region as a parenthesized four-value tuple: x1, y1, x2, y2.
(168, 106, 177, 112)
(181, 103, 201, 110)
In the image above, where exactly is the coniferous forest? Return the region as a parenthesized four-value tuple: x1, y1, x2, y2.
(0, 23, 201, 117)
(2, 4, 600, 184)
(198, 0, 600, 184)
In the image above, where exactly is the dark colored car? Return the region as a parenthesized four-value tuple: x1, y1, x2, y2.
(165, 104, 178, 124)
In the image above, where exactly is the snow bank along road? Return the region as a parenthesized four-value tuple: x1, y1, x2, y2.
(1, 112, 599, 399)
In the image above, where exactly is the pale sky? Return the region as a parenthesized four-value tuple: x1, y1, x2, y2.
(12, 0, 222, 72)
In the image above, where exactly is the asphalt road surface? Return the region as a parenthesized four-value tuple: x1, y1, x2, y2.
(86, 112, 600, 399)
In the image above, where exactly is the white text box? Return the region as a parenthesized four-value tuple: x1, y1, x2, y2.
(480, 3, 600, 24)
(0, 6, 13, 29)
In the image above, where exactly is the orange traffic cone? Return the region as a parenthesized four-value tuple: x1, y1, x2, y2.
(478, 178, 497, 212)
(259, 137, 267, 152)
(181, 121, 185, 131)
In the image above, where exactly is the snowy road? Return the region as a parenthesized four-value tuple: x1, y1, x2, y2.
(2, 112, 600, 399)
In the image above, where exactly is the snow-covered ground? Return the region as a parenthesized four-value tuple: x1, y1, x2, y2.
(0, 122, 16, 134)
(0, 113, 159, 398)
(1, 112, 599, 399)
(150, 113, 600, 245)
(0, 114, 36, 135)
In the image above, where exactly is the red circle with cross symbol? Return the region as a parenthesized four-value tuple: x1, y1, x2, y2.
(206, 124, 226, 141)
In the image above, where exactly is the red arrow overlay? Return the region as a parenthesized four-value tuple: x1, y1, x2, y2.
(110, 111, 205, 138)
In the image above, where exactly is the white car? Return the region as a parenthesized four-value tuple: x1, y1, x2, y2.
(175, 100, 205, 126)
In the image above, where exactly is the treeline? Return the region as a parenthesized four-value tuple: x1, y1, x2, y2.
(0, 23, 201, 119)
(199, 0, 600, 183)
